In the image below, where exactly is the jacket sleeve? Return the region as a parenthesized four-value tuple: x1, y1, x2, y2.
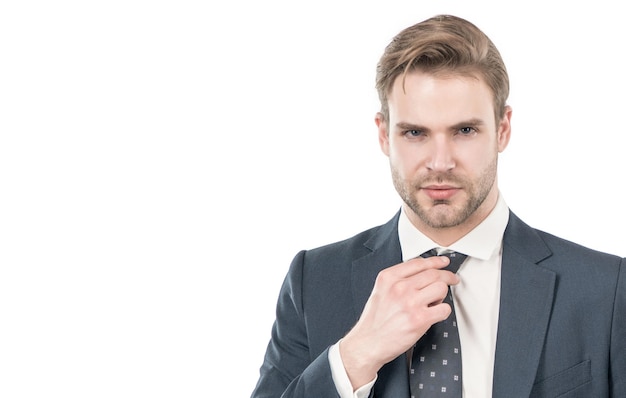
(610, 257, 626, 396)
(251, 250, 341, 398)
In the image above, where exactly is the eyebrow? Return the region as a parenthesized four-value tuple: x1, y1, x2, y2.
(395, 118, 486, 132)
(395, 122, 429, 132)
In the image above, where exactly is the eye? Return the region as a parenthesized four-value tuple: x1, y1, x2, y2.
(404, 130, 424, 138)
(458, 127, 476, 135)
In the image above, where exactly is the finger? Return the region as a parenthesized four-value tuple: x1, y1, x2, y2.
(384, 255, 450, 279)
(423, 301, 453, 325)
(408, 283, 453, 326)
(403, 268, 460, 291)
(418, 280, 451, 306)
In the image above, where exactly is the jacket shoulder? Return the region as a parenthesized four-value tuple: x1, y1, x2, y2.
(302, 212, 400, 266)
(506, 211, 623, 270)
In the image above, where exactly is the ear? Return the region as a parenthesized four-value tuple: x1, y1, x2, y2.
(496, 106, 512, 152)
(376, 112, 390, 156)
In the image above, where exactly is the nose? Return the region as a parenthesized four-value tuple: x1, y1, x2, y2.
(425, 136, 455, 172)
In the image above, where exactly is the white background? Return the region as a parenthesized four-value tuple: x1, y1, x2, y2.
(1, 1, 624, 397)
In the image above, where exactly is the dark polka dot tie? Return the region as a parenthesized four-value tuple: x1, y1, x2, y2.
(409, 249, 467, 397)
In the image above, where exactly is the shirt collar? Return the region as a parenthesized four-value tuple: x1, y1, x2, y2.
(398, 193, 509, 261)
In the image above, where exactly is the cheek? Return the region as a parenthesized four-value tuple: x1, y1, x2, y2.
(389, 137, 418, 159)
(462, 146, 498, 174)
(389, 145, 420, 173)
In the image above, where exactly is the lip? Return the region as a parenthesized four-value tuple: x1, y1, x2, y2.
(421, 185, 461, 200)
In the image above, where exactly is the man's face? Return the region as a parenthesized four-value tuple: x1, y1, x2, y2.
(377, 71, 511, 237)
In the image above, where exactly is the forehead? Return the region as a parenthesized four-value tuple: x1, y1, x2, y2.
(387, 71, 496, 127)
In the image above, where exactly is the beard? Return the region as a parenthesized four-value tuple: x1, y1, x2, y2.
(391, 157, 498, 229)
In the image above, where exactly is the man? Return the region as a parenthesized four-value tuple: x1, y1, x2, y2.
(251, 15, 625, 398)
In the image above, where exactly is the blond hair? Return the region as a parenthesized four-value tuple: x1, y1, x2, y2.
(376, 15, 509, 123)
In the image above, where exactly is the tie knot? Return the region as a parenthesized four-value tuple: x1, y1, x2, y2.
(421, 249, 467, 274)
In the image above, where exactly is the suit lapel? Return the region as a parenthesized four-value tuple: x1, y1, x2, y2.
(351, 212, 410, 398)
(351, 212, 402, 320)
(492, 212, 556, 397)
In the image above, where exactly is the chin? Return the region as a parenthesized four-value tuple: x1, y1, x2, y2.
(415, 203, 468, 229)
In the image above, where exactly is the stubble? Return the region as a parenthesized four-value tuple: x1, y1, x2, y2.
(391, 157, 498, 229)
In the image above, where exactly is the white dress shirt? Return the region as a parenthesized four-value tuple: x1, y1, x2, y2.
(329, 194, 509, 397)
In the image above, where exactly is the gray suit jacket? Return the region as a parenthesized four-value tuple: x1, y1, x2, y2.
(251, 211, 625, 397)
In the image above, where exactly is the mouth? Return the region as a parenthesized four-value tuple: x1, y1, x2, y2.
(421, 185, 461, 201)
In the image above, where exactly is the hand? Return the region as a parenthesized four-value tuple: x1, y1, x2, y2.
(339, 255, 459, 390)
